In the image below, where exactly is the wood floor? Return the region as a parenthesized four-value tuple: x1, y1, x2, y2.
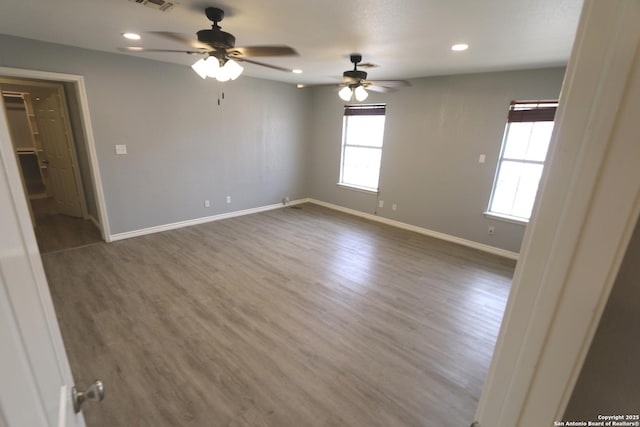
(42, 204, 515, 427)
(31, 197, 102, 253)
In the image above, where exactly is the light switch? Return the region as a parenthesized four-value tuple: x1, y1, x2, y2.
(478, 154, 486, 163)
(115, 144, 127, 155)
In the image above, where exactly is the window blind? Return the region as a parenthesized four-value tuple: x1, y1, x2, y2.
(344, 104, 386, 116)
(507, 101, 558, 122)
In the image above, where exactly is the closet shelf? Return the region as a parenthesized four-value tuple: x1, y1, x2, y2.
(16, 148, 37, 154)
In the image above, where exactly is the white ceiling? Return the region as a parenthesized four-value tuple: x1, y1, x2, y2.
(0, 0, 584, 85)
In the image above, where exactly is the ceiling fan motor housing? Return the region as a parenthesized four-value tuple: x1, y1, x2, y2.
(197, 29, 236, 49)
(343, 69, 368, 83)
(198, 7, 236, 49)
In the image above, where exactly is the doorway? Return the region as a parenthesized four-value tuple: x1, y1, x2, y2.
(1, 76, 104, 253)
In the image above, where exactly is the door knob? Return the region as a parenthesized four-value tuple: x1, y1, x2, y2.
(71, 380, 105, 413)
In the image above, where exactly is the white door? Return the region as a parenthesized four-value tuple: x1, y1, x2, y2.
(36, 90, 83, 218)
(0, 87, 87, 426)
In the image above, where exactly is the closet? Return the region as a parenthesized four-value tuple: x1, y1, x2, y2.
(3, 91, 50, 198)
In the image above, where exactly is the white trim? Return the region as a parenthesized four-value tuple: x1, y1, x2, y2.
(88, 214, 101, 232)
(483, 211, 528, 226)
(0, 66, 111, 242)
(110, 199, 308, 241)
(308, 198, 519, 260)
(57, 385, 67, 427)
(336, 182, 378, 194)
(474, 1, 640, 425)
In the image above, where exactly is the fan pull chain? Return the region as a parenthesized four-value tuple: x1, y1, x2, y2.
(217, 90, 225, 106)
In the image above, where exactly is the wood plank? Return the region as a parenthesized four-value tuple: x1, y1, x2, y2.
(42, 203, 514, 427)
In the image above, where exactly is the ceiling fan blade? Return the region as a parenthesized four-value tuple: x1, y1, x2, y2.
(365, 85, 392, 93)
(149, 31, 213, 50)
(118, 47, 205, 55)
(366, 79, 411, 88)
(227, 46, 298, 57)
(232, 57, 294, 72)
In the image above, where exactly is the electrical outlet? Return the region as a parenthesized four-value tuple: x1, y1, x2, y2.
(226, 196, 231, 204)
(204, 200, 210, 208)
(479, 154, 486, 163)
(392, 203, 397, 211)
(378, 200, 384, 208)
(488, 225, 495, 235)
(282, 196, 290, 205)
(115, 144, 127, 155)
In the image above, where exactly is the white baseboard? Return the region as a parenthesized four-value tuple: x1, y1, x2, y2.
(109, 198, 307, 242)
(108, 197, 518, 260)
(307, 198, 519, 260)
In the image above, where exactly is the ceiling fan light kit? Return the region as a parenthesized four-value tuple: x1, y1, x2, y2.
(339, 86, 353, 101)
(338, 85, 369, 102)
(191, 56, 244, 81)
(218, 59, 243, 81)
(354, 86, 369, 101)
(191, 56, 217, 79)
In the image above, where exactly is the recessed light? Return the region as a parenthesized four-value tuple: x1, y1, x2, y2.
(451, 43, 469, 52)
(123, 33, 141, 40)
(296, 84, 305, 88)
(128, 47, 144, 51)
(292, 69, 303, 74)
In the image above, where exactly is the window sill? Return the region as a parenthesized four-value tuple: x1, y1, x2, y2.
(484, 211, 529, 226)
(336, 183, 378, 195)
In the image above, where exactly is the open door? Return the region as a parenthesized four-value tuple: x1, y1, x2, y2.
(0, 80, 99, 426)
(35, 89, 83, 218)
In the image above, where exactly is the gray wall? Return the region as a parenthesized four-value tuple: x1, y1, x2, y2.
(563, 217, 640, 419)
(307, 68, 565, 253)
(0, 35, 310, 234)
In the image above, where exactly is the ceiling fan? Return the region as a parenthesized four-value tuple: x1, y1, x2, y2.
(335, 54, 411, 101)
(119, 7, 298, 81)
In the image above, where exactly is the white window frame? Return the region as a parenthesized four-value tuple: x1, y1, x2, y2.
(486, 100, 558, 224)
(338, 104, 386, 193)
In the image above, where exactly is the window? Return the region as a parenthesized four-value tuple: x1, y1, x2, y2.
(339, 104, 386, 192)
(488, 100, 558, 222)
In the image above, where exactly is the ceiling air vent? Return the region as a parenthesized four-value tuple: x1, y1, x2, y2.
(129, 0, 177, 12)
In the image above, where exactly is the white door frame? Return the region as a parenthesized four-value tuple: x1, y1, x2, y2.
(1, 79, 89, 220)
(0, 66, 111, 241)
(474, 0, 640, 425)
